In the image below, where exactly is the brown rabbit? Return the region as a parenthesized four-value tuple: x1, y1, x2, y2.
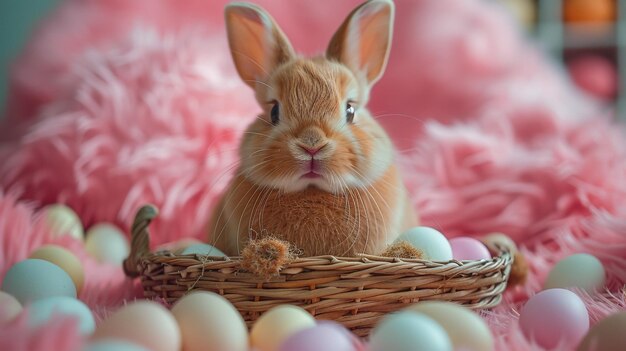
(209, 0, 417, 256)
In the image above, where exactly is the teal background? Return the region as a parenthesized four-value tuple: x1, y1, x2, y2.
(0, 0, 61, 116)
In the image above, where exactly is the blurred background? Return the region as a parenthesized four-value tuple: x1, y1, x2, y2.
(0, 0, 624, 118)
(499, 0, 625, 116)
(0, 0, 61, 116)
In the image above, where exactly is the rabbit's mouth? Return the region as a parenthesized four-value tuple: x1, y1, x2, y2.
(302, 171, 322, 179)
(301, 159, 324, 179)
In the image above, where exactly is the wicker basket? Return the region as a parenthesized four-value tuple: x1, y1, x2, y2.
(124, 205, 514, 336)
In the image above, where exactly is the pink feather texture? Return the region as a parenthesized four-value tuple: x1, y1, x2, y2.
(1, 0, 625, 350)
(0, 312, 84, 351)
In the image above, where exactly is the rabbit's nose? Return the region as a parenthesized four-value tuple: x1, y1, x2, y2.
(299, 144, 327, 156)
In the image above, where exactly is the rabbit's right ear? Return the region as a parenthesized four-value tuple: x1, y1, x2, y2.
(225, 3, 295, 88)
(326, 0, 394, 85)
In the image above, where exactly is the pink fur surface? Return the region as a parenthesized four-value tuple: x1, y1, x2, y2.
(1, 0, 625, 350)
(0, 313, 84, 351)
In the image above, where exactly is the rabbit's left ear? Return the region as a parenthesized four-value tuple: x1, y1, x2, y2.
(326, 0, 394, 85)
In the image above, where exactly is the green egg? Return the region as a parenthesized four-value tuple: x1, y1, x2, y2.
(544, 253, 605, 293)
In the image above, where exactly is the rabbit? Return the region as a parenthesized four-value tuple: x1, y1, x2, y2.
(209, 0, 418, 257)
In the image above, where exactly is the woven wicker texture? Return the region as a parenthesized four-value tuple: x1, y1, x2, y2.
(124, 205, 513, 336)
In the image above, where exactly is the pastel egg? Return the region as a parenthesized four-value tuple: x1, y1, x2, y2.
(394, 226, 452, 261)
(0, 291, 23, 323)
(171, 291, 247, 351)
(316, 321, 364, 350)
(568, 55, 618, 100)
(27, 296, 95, 335)
(85, 223, 130, 265)
(449, 237, 491, 261)
(1, 259, 76, 304)
(519, 288, 589, 349)
(93, 301, 181, 351)
(156, 238, 204, 253)
(250, 305, 316, 351)
(181, 243, 227, 257)
(544, 253, 605, 293)
(30, 245, 85, 293)
(369, 311, 452, 351)
(577, 312, 626, 351)
(83, 339, 150, 351)
(498, 0, 536, 27)
(41, 204, 84, 240)
(278, 323, 355, 351)
(406, 301, 493, 351)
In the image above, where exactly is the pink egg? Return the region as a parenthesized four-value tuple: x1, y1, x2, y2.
(316, 321, 365, 350)
(278, 323, 356, 351)
(567, 55, 618, 100)
(519, 288, 589, 349)
(449, 237, 491, 260)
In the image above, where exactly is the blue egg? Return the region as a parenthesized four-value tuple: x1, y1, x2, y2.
(1, 259, 76, 304)
(28, 296, 95, 335)
(369, 311, 452, 351)
(181, 243, 226, 257)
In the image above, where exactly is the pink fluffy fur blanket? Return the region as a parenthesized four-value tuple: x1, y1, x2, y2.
(1, 0, 625, 350)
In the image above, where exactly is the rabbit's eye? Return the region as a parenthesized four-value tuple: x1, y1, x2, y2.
(270, 102, 280, 125)
(346, 103, 355, 123)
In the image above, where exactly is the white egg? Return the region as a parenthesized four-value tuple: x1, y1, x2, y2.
(0, 291, 23, 323)
(369, 311, 452, 351)
(394, 226, 453, 261)
(181, 244, 226, 257)
(85, 223, 130, 265)
(544, 253, 606, 293)
(1, 259, 76, 304)
(27, 296, 95, 335)
(42, 204, 84, 240)
(83, 340, 150, 351)
(171, 291, 247, 351)
(93, 301, 181, 351)
(406, 301, 494, 351)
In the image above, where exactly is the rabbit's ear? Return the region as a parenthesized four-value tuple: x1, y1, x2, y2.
(225, 2, 294, 88)
(326, 0, 394, 85)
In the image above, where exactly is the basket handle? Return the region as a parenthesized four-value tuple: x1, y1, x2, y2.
(123, 204, 159, 278)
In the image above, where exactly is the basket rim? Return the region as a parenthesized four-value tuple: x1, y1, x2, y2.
(123, 204, 514, 277)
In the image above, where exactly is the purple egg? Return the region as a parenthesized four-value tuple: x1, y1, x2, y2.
(278, 322, 356, 351)
(449, 237, 491, 260)
(519, 288, 589, 349)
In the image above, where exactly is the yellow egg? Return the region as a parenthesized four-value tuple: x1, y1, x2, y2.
(482, 232, 518, 254)
(42, 204, 84, 240)
(497, 0, 536, 27)
(0, 291, 22, 323)
(172, 291, 247, 351)
(30, 245, 85, 293)
(577, 312, 626, 351)
(250, 305, 316, 351)
(93, 301, 181, 351)
(85, 223, 129, 265)
(406, 301, 494, 351)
